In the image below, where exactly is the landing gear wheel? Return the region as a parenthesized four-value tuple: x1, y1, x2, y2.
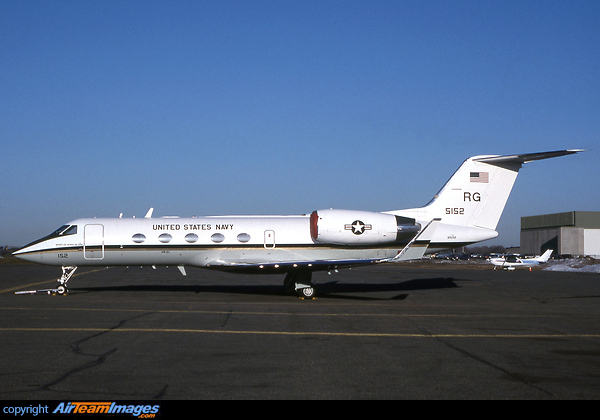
(56, 285, 68, 295)
(284, 270, 316, 299)
(297, 286, 315, 299)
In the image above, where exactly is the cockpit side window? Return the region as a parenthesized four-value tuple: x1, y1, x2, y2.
(62, 225, 77, 236)
(49, 225, 77, 237)
(52, 225, 70, 235)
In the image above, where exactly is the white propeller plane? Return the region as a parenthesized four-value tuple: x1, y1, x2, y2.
(488, 249, 553, 270)
(13, 149, 583, 298)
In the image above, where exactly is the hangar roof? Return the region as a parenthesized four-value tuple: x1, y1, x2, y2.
(522, 211, 600, 230)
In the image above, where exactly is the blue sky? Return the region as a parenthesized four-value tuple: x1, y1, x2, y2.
(1, 0, 598, 247)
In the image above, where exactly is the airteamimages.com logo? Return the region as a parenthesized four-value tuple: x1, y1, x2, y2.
(3, 402, 161, 418)
(53, 402, 160, 417)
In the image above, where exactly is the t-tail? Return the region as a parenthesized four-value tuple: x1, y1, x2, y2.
(387, 149, 584, 251)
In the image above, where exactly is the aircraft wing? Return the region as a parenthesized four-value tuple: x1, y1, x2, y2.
(205, 218, 442, 272)
(205, 258, 381, 273)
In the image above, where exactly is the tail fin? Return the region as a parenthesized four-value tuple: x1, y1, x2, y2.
(390, 150, 584, 232)
(535, 249, 553, 262)
(421, 155, 521, 230)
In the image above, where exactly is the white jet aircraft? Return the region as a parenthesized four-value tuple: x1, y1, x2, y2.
(13, 149, 583, 298)
(488, 249, 553, 270)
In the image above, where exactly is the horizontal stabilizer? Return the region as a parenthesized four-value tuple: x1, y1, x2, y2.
(475, 149, 585, 165)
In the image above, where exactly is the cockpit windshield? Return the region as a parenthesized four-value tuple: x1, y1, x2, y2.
(19, 224, 78, 250)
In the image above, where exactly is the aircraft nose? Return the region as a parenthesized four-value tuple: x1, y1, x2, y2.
(12, 247, 26, 256)
(12, 245, 39, 263)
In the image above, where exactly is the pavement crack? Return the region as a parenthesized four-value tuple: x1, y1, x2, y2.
(221, 311, 232, 328)
(407, 317, 556, 399)
(153, 384, 169, 399)
(70, 313, 148, 356)
(39, 348, 118, 391)
(39, 312, 152, 392)
(434, 337, 555, 398)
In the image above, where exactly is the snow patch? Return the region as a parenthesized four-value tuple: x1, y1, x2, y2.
(544, 258, 600, 273)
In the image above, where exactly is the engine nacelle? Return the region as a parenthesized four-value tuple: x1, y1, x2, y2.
(310, 209, 420, 245)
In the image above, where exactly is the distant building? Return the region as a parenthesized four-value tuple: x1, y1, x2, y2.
(521, 211, 600, 258)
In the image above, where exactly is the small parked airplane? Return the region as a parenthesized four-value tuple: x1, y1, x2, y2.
(488, 249, 553, 270)
(13, 149, 583, 297)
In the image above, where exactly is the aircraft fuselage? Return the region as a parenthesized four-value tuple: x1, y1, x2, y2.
(14, 214, 416, 273)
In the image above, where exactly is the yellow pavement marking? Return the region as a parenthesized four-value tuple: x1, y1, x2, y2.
(1, 327, 599, 339)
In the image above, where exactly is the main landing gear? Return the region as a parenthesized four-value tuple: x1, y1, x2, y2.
(283, 271, 316, 299)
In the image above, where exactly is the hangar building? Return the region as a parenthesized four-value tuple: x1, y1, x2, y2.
(520, 211, 600, 258)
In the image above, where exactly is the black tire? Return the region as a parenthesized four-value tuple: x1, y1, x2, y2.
(298, 286, 315, 299)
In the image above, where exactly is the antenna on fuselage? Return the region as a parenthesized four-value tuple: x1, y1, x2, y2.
(144, 208, 154, 218)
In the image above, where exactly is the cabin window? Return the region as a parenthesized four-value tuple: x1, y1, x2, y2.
(237, 233, 251, 243)
(132, 233, 146, 243)
(158, 233, 172, 243)
(185, 233, 199, 243)
(211, 233, 225, 243)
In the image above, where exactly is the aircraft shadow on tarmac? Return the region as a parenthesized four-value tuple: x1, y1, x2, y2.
(70, 277, 459, 301)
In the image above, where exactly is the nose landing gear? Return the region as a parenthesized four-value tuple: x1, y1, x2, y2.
(55, 266, 77, 295)
(14, 265, 78, 295)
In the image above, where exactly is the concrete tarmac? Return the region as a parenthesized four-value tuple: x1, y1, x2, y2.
(1, 260, 599, 400)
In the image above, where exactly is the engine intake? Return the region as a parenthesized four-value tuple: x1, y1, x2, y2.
(310, 209, 420, 245)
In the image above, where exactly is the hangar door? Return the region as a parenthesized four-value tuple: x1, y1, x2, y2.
(84, 224, 104, 260)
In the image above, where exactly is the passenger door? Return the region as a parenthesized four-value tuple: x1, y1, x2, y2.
(84, 224, 104, 260)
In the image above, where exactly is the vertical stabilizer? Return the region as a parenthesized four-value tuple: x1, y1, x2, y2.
(535, 249, 553, 262)
(419, 156, 521, 230)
